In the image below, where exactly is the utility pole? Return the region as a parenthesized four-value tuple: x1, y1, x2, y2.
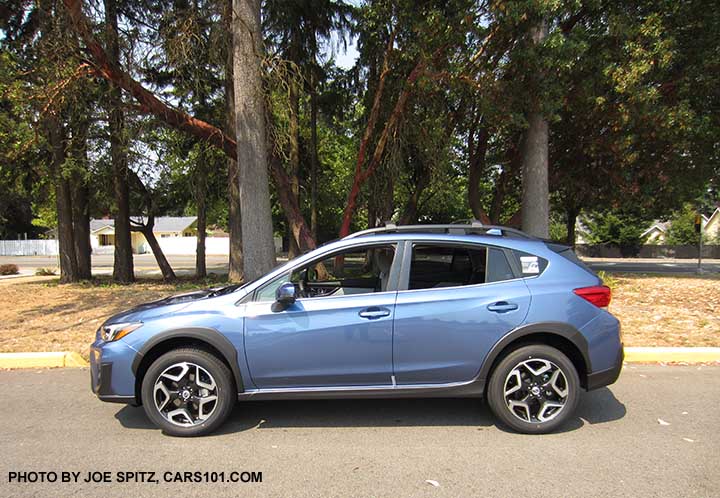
(695, 212, 703, 274)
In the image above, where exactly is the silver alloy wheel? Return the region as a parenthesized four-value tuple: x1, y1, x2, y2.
(153, 362, 219, 427)
(503, 358, 569, 423)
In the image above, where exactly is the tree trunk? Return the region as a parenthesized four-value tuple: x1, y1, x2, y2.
(71, 180, 91, 280)
(70, 114, 92, 280)
(195, 158, 207, 279)
(136, 222, 176, 281)
(521, 112, 549, 238)
(269, 156, 316, 251)
(103, 0, 134, 282)
(309, 79, 320, 240)
(233, 0, 276, 279)
(39, 0, 77, 283)
(223, 5, 243, 283)
(565, 206, 578, 246)
(48, 119, 78, 283)
(468, 123, 491, 224)
(287, 78, 302, 258)
(56, 179, 78, 283)
(521, 20, 550, 239)
(399, 155, 431, 225)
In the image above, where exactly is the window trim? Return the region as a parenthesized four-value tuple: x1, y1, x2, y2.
(250, 241, 403, 303)
(397, 240, 521, 293)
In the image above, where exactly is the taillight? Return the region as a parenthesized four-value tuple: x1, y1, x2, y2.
(573, 285, 611, 308)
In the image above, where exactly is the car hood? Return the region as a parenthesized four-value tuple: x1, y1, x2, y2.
(103, 285, 241, 325)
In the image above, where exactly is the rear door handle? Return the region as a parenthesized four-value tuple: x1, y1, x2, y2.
(487, 301, 518, 313)
(359, 307, 391, 319)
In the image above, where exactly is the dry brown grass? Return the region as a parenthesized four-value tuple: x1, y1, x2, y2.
(0, 277, 214, 357)
(0, 274, 717, 356)
(609, 274, 720, 347)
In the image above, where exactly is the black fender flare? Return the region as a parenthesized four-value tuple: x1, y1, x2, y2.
(130, 327, 244, 392)
(476, 321, 592, 384)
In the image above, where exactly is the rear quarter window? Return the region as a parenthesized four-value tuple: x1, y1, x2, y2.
(511, 250, 548, 277)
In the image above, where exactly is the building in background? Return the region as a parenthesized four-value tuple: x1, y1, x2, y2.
(91, 217, 198, 254)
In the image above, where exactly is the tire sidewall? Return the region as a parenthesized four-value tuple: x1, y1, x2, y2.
(141, 349, 235, 437)
(488, 345, 580, 434)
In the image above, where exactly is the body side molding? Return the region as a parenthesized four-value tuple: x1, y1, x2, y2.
(237, 378, 485, 401)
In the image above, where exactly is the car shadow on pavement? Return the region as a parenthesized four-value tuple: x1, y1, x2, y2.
(114, 387, 626, 435)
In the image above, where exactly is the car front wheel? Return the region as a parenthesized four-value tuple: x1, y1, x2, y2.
(141, 348, 236, 437)
(487, 345, 580, 434)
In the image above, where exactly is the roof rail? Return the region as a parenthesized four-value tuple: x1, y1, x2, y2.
(342, 221, 534, 240)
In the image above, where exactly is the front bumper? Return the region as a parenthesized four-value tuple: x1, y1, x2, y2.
(90, 340, 138, 404)
(586, 346, 624, 391)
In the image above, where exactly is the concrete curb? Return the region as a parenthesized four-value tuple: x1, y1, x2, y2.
(1, 348, 718, 370)
(624, 347, 720, 364)
(0, 352, 88, 369)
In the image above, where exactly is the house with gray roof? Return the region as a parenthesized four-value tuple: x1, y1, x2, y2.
(90, 216, 197, 254)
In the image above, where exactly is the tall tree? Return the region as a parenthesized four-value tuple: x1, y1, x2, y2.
(233, 0, 276, 278)
(104, 0, 134, 282)
(224, 0, 243, 282)
(520, 17, 549, 238)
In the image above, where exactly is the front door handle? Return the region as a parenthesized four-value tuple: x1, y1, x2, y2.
(359, 307, 391, 319)
(487, 301, 519, 313)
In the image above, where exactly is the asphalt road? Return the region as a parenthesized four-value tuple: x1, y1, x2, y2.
(586, 260, 720, 274)
(1, 365, 718, 497)
(1, 254, 719, 276)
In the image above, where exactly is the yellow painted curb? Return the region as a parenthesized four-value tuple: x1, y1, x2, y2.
(0, 352, 88, 369)
(1, 349, 718, 369)
(624, 347, 720, 363)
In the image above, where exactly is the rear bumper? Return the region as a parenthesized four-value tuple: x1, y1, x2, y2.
(586, 346, 624, 391)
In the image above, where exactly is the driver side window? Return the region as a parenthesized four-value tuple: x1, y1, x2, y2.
(254, 244, 397, 302)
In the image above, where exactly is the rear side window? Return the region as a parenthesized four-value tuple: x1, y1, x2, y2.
(409, 244, 515, 290)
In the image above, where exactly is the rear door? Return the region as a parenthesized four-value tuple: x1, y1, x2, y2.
(392, 242, 531, 385)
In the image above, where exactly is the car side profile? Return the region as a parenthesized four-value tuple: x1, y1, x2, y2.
(90, 223, 623, 436)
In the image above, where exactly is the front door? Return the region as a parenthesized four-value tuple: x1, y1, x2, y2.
(243, 244, 399, 389)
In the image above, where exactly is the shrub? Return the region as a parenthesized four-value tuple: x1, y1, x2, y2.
(0, 264, 20, 275)
(35, 267, 57, 276)
(584, 211, 649, 256)
(664, 204, 701, 246)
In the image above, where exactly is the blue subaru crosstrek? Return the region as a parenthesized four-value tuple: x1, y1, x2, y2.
(91, 224, 623, 436)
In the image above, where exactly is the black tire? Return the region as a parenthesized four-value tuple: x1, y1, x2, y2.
(486, 344, 580, 434)
(141, 348, 236, 437)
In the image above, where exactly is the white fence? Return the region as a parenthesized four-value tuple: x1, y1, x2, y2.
(1, 235, 282, 257)
(156, 236, 230, 255)
(0, 239, 59, 256)
(156, 236, 282, 255)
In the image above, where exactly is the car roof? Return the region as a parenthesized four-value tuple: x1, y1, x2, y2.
(327, 231, 550, 254)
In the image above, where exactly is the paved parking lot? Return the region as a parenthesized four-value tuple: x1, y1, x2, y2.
(1, 365, 718, 497)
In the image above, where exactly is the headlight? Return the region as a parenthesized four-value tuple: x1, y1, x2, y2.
(101, 322, 143, 342)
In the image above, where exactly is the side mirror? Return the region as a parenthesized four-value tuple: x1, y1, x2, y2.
(275, 282, 296, 306)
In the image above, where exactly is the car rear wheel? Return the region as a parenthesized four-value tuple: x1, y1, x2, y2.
(487, 344, 579, 434)
(141, 348, 235, 437)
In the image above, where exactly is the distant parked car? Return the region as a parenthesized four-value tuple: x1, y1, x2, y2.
(91, 224, 623, 436)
